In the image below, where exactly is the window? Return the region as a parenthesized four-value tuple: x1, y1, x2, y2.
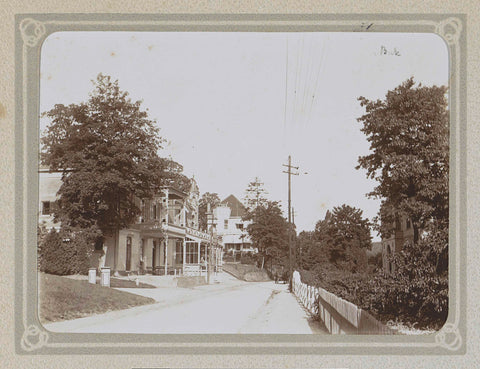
(224, 220, 228, 230)
(42, 201, 51, 215)
(185, 242, 199, 264)
(152, 204, 157, 220)
(175, 241, 183, 264)
(406, 219, 411, 229)
(236, 223, 244, 230)
(126, 236, 132, 271)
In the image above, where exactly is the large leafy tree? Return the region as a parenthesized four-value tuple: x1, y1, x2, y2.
(355, 78, 449, 328)
(314, 205, 372, 272)
(296, 230, 319, 270)
(158, 157, 191, 194)
(356, 78, 449, 242)
(41, 74, 165, 236)
(198, 192, 221, 232)
(244, 201, 289, 267)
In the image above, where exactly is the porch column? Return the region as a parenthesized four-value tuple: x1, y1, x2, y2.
(197, 241, 201, 263)
(197, 241, 201, 276)
(154, 239, 159, 271)
(183, 238, 186, 274)
(172, 238, 176, 268)
(164, 235, 169, 276)
(205, 242, 209, 278)
(181, 206, 186, 227)
(164, 188, 169, 224)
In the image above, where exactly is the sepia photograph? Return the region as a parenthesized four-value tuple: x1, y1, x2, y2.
(36, 29, 450, 336)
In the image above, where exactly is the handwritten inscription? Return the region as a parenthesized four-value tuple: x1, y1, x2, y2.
(380, 46, 401, 56)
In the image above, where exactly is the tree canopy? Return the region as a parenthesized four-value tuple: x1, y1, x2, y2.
(41, 74, 167, 234)
(158, 158, 191, 194)
(244, 201, 289, 264)
(243, 177, 268, 211)
(354, 78, 449, 329)
(356, 78, 449, 242)
(314, 205, 372, 271)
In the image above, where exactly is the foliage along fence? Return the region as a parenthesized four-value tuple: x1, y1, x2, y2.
(292, 271, 395, 335)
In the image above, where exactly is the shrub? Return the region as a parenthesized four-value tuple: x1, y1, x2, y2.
(38, 226, 99, 275)
(354, 222, 448, 330)
(298, 219, 448, 330)
(223, 254, 234, 262)
(240, 253, 256, 265)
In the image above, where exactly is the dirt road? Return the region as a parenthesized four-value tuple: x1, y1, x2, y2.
(44, 272, 326, 334)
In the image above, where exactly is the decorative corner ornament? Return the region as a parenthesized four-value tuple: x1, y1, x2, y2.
(20, 324, 49, 352)
(435, 323, 462, 351)
(19, 18, 46, 47)
(435, 17, 463, 45)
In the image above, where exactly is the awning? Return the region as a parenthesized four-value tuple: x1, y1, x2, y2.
(185, 235, 208, 244)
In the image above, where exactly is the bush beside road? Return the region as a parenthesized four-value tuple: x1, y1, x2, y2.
(222, 263, 270, 282)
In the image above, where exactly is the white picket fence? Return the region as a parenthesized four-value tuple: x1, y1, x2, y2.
(183, 264, 207, 276)
(292, 271, 395, 335)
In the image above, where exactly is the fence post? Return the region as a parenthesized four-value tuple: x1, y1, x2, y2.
(308, 286, 313, 312)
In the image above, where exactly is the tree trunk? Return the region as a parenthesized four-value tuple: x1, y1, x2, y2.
(413, 224, 419, 245)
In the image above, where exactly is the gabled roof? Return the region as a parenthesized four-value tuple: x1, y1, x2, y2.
(221, 194, 246, 217)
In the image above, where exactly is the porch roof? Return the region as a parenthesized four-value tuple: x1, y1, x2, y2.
(161, 186, 188, 200)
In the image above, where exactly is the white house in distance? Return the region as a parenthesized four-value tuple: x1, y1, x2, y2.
(210, 195, 255, 255)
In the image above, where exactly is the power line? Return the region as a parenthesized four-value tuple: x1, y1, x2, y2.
(290, 37, 304, 132)
(300, 34, 315, 129)
(306, 38, 328, 127)
(283, 36, 289, 147)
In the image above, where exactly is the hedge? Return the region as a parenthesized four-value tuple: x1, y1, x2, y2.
(38, 227, 98, 275)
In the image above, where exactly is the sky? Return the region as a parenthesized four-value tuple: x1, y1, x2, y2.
(39, 31, 449, 239)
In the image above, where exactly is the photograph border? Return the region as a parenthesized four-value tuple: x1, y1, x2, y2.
(15, 13, 467, 355)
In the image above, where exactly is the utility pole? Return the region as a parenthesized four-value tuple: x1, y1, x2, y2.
(206, 203, 212, 284)
(283, 155, 298, 290)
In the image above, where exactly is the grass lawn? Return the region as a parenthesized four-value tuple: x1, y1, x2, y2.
(39, 273, 156, 323)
